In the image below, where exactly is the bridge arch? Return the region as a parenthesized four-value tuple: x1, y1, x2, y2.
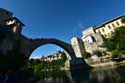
(29, 38, 76, 60)
(19, 36, 92, 69)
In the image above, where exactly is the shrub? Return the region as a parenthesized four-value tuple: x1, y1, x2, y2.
(112, 50, 120, 58)
(94, 50, 103, 57)
(83, 52, 91, 59)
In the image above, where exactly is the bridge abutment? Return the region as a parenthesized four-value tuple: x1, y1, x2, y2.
(70, 58, 93, 70)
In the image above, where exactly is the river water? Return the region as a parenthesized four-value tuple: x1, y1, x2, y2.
(35, 65, 125, 83)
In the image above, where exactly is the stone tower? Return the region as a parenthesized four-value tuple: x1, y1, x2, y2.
(71, 37, 84, 58)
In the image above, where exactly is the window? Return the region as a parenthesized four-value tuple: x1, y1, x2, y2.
(102, 28, 105, 32)
(98, 30, 101, 34)
(91, 36, 96, 42)
(108, 25, 111, 29)
(112, 23, 115, 27)
(116, 22, 120, 26)
(96, 30, 101, 34)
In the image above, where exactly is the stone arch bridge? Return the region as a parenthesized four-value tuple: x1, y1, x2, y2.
(19, 35, 91, 69)
(0, 26, 91, 70)
(0, 8, 92, 70)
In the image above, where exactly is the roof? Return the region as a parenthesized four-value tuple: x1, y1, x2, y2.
(94, 15, 125, 30)
(0, 8, 25, 27)
(5, 17, 25, 26)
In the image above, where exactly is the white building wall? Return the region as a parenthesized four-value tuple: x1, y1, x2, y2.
(95, 17, 125, 38)
(82, 15, 125, 54)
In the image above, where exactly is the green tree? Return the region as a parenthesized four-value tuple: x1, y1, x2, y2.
(103, 26, 125, 55)
(112, 50, 120, 58)
(28, 58, 35, 68)
(34, 64, 42, 72)
(121, 17, 125, 23)
(94, 50, 103, 57)
(83, 52, 91, 59)
(103, 38, 116, 51)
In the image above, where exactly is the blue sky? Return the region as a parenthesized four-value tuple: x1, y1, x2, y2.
(0, 0, 125, 58)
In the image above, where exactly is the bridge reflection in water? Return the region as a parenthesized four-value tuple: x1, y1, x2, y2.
(35, 66, 125, 83)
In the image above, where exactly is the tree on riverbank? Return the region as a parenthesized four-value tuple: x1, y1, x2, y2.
(93, 50, 103, 57)
(28, 51, 67, 71)
(103, 26, 125, 58)
(83, 52, 91, 59)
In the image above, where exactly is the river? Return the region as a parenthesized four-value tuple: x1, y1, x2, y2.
(35, 65, 125, 83)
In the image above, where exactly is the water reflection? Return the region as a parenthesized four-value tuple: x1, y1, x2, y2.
(36, 66, 125, 83)
(89, 67, 120, 83)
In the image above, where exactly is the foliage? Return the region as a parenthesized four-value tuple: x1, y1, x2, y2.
(103, 26, 125, 56)
(121, 17, 125, 23)
(103, 38, 116, 51)
(94, 50, 103, 57)
(112, 50, 120, 58)
(35, 64, 42, 72)
(101, 51, 107, 56)
(83, 52, 91, 59)
(28, 51, 67, 71)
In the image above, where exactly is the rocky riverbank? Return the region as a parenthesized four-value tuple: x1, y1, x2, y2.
(90, 60, 125, 68)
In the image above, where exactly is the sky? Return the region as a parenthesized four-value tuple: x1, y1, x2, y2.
(0, 0, 125, 58)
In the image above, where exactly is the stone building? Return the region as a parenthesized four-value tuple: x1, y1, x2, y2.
(82, 27, 104, 54)
(71, 37, 84, 58)
(0, 8, 24, 33)
(5, 17, 25, 33)
(82, 15, 125, 54)
(95, 15, 125, 38)
(41, 51, 65, 62)
(0, 8, 12, 22)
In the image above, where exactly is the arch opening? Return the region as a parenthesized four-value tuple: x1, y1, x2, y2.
(29, 44, 71, 60)
(28, 38, 76, 60)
